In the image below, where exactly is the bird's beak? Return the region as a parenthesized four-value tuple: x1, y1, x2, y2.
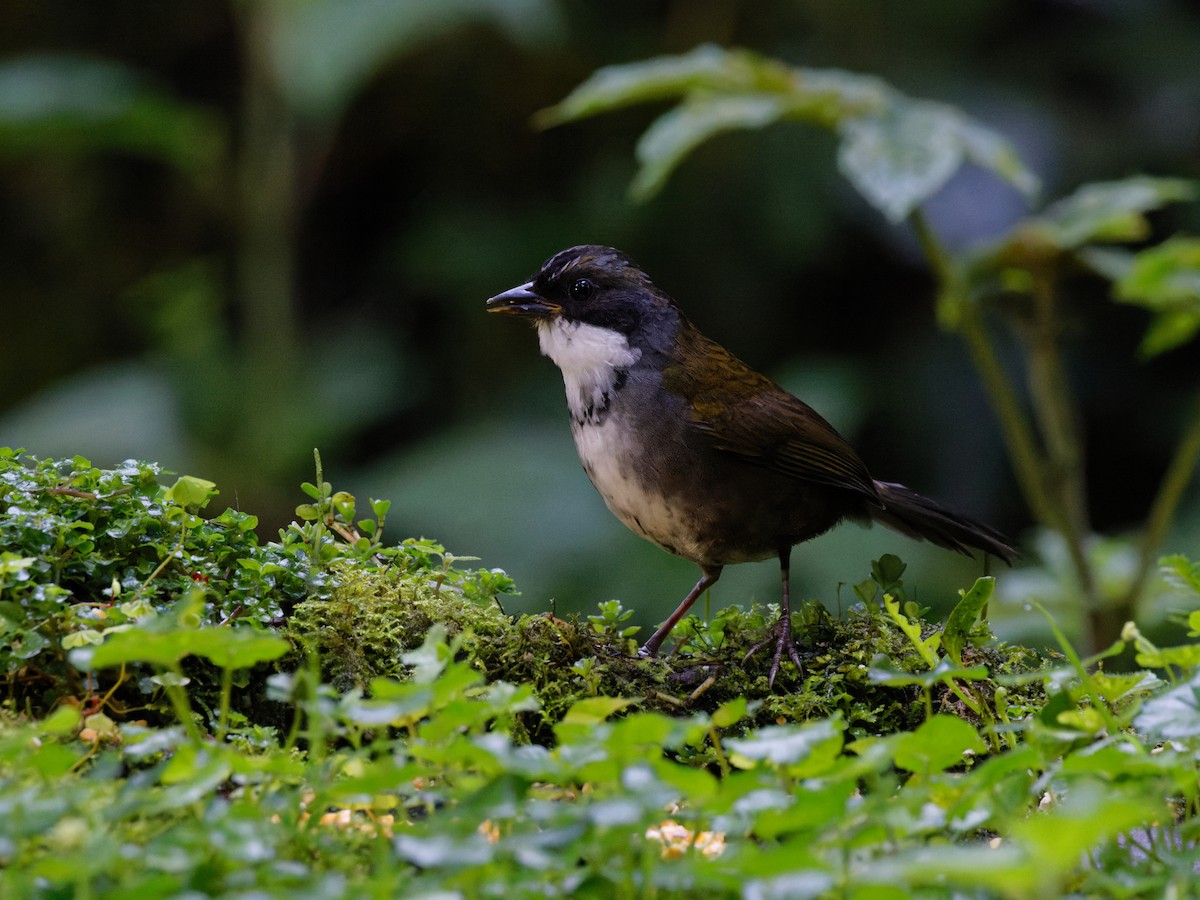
(485, 282, 561, 318)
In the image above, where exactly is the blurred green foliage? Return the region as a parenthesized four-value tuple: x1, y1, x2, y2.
(3, 463, 1200, 896)
(1, 1, 1198, 645)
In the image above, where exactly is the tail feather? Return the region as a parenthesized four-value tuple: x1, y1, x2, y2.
(870, 481, 1017, 565)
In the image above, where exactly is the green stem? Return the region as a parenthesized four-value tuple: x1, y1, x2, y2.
(708, 727, 731, 777)
(1036, 603, 1126, 739)
(909, 211, 1058, 530)
(944, 679, 982, 719)
(1025, 270, 1098, 632)
(1125, 386, 1200, 610)
(217, 665, 233, 743)
(165, 665, 200, 742)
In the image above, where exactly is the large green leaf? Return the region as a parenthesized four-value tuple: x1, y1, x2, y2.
(1134, 668, 1200, 740)
(726, 712, 844, 776)
(837, 102, 963, 223)
(268, 0, 560, 123)
(840, 101, 1040, 223)
(540, 44, 1038, 219)
(891, 714, 986, 774)
(71, 625, 289, 671)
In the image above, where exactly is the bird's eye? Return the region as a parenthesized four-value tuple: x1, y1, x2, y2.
(569, 278, 595, 302)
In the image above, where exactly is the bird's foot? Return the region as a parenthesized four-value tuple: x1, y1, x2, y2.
(743, 614, 803, 687)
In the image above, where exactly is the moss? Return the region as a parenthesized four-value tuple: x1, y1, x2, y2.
(284, 562, 515, 691)
(283, 565, 1046, 744)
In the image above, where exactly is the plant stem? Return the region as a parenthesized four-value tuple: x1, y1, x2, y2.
(908, 211, 1057, 528)
(217, 665, 233, 743)
(910, 211, 1124, 649)
(166, 666, 200, 742)
(1125, 386, 1200, 608)
(1024, 268, 1102, 645)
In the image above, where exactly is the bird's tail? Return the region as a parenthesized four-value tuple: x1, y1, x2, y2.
(871, 481, 1017, 565)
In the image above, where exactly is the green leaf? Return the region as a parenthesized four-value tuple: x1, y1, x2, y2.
(164, 475, 218, 509)
(953, 115, 1040, 198)
(872, 554, 908, 590)
(400, 625, 452, 683)
(868, 654, 989, 688)
(631, 93, 789, 200)
(1162, 554, 1200, 599)
(726, 713, 844, 775)
(1116, 236, 1200, 309)
(1136, 310, 1200, 358)
(880, 593, 941, 667)
(542, 45, 1036, 213)
(1134, 642, 1200, 671)
(10, 628, 50, 660)
(712, 696, 748, 729)
(942, 577, 994, 667)
(1133, 669, 1200, 740)
(41, 705, 82, 736)
(1026, 176, 1196, 250)
(1011, 783, 1163, 876)
(71, 625, 288, 671)
(537, 44, 776, 127)
(871, 844, 1033, 895)
(560, 696, 637, 725)
(192, 630, 290, 670)
(838, 102, 964, 223)
(751, 779, 857, 839)
(61, 629, 104, 649)
(892, 714, 986, 773)
(1112, 235, 1200, 357)
(852, 577, 878, 603)
(394, 833, 495, 868)
(0, 554, 36, 576)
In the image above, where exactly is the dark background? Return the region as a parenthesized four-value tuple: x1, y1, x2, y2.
(2, 0, 1198, 644)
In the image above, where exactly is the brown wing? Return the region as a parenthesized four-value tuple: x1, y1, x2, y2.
(662, 320, 880, 502)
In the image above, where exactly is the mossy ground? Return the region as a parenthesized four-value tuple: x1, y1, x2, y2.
(284, 565, 1046, 742)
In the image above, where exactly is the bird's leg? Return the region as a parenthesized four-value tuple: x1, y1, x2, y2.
(744, 548, 803, 686)
(639, 565, 722, 658)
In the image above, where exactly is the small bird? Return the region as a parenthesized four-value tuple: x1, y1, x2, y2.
(487, 246, 1015, 684)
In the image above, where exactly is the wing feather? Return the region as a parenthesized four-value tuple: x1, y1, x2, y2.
(662, 321, 879, 503)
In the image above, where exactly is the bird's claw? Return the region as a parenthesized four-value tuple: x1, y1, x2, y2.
(743, 616, 803, 687)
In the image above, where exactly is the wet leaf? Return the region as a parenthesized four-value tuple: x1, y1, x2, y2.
(942, 577, 994, 667)
(892, 714, 986, 773)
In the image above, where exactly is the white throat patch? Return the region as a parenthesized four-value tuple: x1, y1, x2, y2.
(536, 318, 641, 424)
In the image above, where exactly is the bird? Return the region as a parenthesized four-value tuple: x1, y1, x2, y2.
(486, 245, 1016, 684)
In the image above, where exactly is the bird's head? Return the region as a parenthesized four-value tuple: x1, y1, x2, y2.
(486, 245, 675, 346)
